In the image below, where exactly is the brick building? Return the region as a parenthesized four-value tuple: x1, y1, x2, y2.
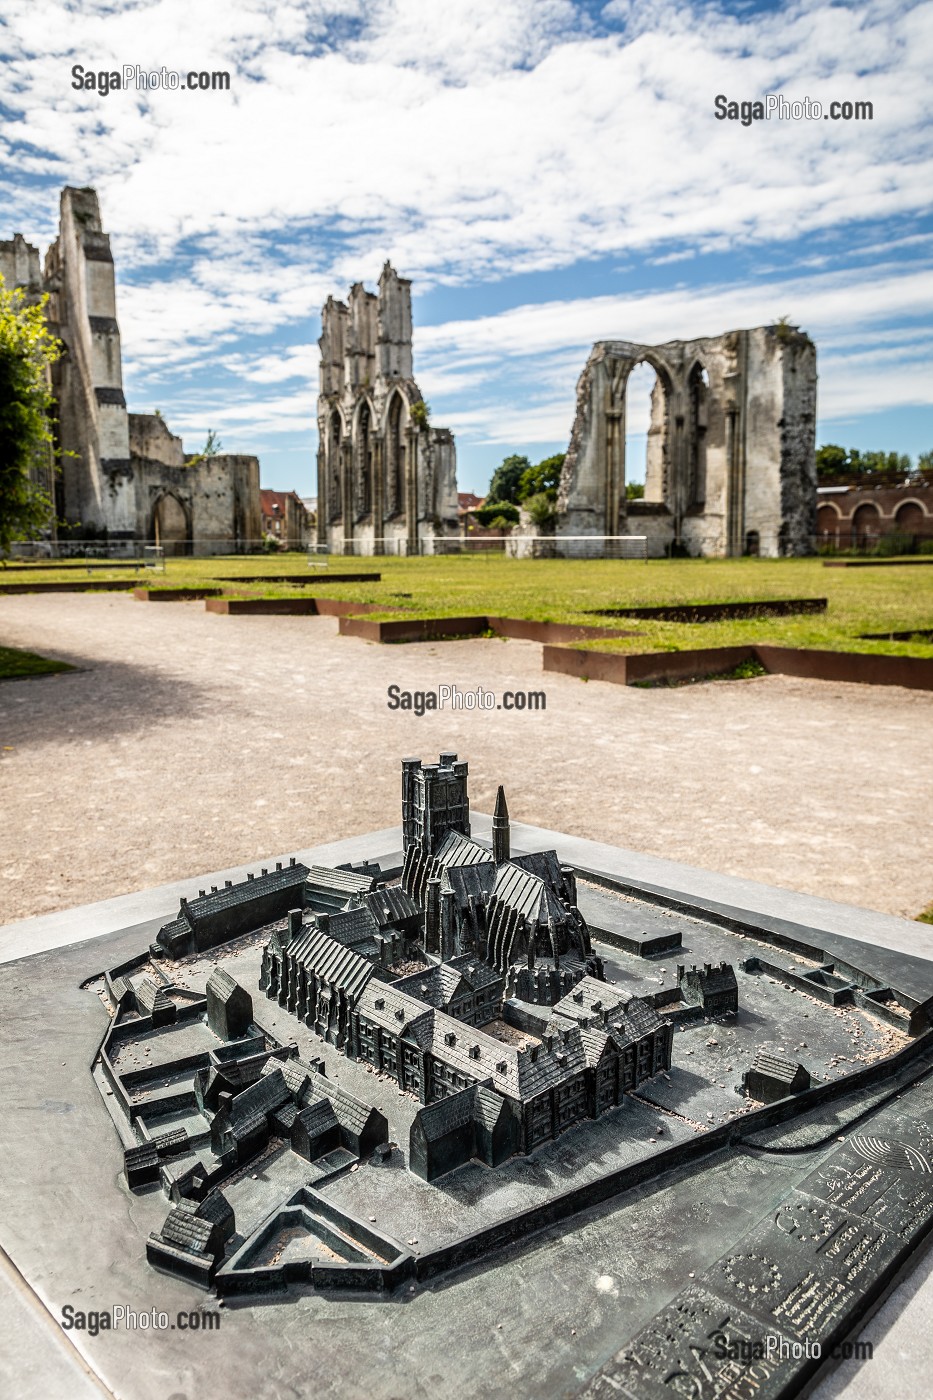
(817, 484, 933, 550)
(260, 489, 313, 549)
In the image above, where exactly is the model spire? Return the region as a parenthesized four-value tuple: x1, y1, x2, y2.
(492, 784, 510, 865)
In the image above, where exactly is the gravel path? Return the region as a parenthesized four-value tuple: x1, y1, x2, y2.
(1, 593, 931, 924)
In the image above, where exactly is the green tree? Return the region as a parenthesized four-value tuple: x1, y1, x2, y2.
(475, 500, 519, 528)
(815, 444, 911, 484)
(486, 453, 531, 505)
(522, 491, 557, 530)
(625, 481, 645, 500)
(0, 274, 61, 554)
(516, 453, 564, 503)
(410, 399, 430, 430)
(815, 444, 849, 480)
(187, 429, 223, 466)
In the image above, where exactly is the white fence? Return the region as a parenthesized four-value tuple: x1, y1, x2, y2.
(429, 534, 649, 559)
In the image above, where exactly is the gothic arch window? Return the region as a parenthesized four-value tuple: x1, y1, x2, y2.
(150, 493, 190, 556)
(354, 400, 373, 519)
(625, 358, 673, 506)
(385, 391, 406, 518)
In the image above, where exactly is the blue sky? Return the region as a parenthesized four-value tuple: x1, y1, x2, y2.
(2, 0, 931, 496)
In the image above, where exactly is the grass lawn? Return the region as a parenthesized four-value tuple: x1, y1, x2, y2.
(2, 552, 933, 658)
(0, 644, 76, 682)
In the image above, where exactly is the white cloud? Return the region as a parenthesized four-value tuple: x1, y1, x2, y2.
(3, 0, 932, 477)
(3, 0, 931, 293)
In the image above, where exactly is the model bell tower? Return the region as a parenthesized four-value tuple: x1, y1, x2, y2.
(402, 753, 470, 855)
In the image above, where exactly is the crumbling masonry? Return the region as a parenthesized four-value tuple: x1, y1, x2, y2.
(553, 327, 817, 557)
(317, 264, 459, 555)
(1, 187, 261, 553)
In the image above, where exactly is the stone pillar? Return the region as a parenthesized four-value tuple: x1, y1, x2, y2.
(372, 438, 385, 553)
(406, 426, 418, 555)
(425, 876, 441, 955)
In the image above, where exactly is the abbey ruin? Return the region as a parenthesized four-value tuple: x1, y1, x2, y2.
(3, 187, 818, 561)
(1, 187, 261, 553)
(316, 265, 459, 555)
(553, 327, 818, 557)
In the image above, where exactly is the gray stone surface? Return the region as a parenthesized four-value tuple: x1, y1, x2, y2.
(553, 326, 816, 558)
(2, 826, 933, 1397)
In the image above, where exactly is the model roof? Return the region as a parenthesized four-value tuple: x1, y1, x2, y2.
(415, 1086, 482, 1141)
(295, 1098, 339, 1139)
(749, 1052, 805, 1084)
(306, 864, 375, 898)
(286, 925, 375, 1003)
(206, 967, 247, 1004)
(224, 1068, 290, 1141)
(508, 849, 565, 890)
(356, 980, 435, 1041)
(307, 1078, 382, 1136)
(160, 1208, 215, 1254)
(436, 830, 494, 866)
(393, 955, 501, 1010)
(325, 905, 380, 946)
(363, 885, 421, 927)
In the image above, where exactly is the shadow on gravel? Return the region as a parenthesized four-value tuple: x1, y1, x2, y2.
(0, 653, 213, 745)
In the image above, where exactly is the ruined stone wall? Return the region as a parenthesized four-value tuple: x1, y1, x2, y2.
(2, 187, 264, 553)
(317, 262, 458, 555)
(554, 326, 817, 558)
(135, 451, 261, 554)
(129, 412, 186, 468)
(42, 187, 135, 538)
(777, 330, 818, 554)
(0, 233, 42, 298)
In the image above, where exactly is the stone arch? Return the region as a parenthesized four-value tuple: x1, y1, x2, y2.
(817, 501, 842, 532)
(895, 499, 927, 534)
(623, 354, 675, 508)
(150, 492, 191, 556)
(384, 387, 409, 519)
(852, 501, 882, 545)
(352, 395, 374, 520)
